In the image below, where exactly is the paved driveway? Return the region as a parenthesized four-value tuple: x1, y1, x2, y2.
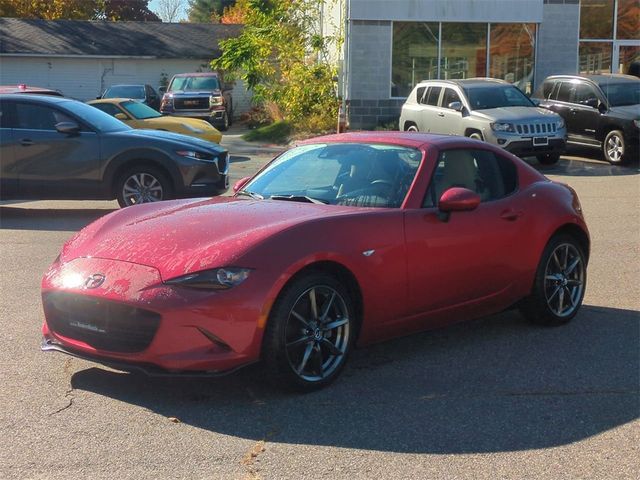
(0, 149, 638, 479)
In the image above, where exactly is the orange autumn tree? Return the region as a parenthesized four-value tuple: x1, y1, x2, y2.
(220, 0, 248, 24)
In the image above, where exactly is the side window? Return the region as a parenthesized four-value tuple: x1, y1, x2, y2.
(415, 86, 426, 103)
(14, 103, 72, 130)
(441, 88, 461, 109)
(0, 101, 15, 128)
(91, 103, 123, 117)
(425, 86, 442, 106)
(423, 149, 518, 208)
(574, 83, 598, 105)
(542, 81, 555, 99)
(556, 82, 576, 103)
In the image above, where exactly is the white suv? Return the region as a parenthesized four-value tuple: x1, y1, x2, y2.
(399, 78, 567, 164)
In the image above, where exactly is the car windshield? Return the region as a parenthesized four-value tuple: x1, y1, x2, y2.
(169, 76, 220, 91)
(598, 82, 640, 106)
(104, 85, 145, 99)
(464, 85, 534, 110)
(122, 100, 162, 119)
(62, 100, 131, 132)
(241, 143, 423, 208)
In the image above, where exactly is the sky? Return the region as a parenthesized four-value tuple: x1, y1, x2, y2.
(148, 0, 188, 22)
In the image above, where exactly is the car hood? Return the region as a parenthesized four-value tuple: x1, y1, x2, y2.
(471, 106, 560, 122)
(168, 90, 221, 96)
(142, 115, 219, 132)
(121, 128, 224, 151)
(608, 104, 640, 119)
(62, 197, 357, 280)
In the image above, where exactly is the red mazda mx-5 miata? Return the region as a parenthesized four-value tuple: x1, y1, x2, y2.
(41, 132, 589, 390)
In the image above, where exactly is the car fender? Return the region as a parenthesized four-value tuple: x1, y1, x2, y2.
(102, 147, 182, 194)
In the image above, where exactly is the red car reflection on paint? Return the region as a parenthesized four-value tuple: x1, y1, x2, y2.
(41, 132, 589, 391)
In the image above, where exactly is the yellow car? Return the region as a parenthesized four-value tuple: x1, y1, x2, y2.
(88, 98, 222, 144)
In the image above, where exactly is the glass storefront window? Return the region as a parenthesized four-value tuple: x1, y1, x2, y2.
(580, 0, 615, 39)
(619, 45, 640, 75)
(617, 0, 640, 40)
(579, 42, 613, 74)
(392, 22, 439, 98)
(440, 23, 487, 80)
(489, 24, 536, 94)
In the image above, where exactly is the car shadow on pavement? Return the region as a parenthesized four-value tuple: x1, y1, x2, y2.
(0, 207, 115, 231)
(525, 147, 639, 177)
(70, 304, 639, 454)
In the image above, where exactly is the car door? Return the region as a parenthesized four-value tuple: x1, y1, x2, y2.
(569, 81, 603, 143)
(0, 100, 18, 197)
(418, 86, 443, 132)
(404, 147, 529, 319)
(13, 100, 102, 198)
(436, 87, 465, 135)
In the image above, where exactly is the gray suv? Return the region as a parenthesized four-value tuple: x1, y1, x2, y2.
(400, 79, 567, 164)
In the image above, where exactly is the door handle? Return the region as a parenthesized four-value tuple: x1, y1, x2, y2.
(500, 209, 523, 221)
(437, 112, 445, 117)
(570, 109, 577, 115)
(20, 139, 34, 146)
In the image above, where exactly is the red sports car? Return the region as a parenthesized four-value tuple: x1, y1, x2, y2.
(41, 132, 589, 390)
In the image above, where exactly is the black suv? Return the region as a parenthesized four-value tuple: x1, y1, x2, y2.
(100, 84, 161, 110)
(0, 95, 229, 207)
(532, 74, 639, 164)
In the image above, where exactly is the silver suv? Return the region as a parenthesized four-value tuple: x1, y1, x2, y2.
(399, 79, 567, 164)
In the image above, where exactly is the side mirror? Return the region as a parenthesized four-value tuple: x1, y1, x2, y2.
(448, 101, 464, 112)
(55, 121, 80, 135)
(530, 98, 541, 106)
(597, 102, 607, 113)
(158, 86, 167, 95)
(114, 113, 128, 121)
(96, 96, 102, 100)
(233, 176, 252, 193)
(584, 97, 599, 109)
(438, 187, 480, 221)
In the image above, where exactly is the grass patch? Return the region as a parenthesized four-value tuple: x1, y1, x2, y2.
(242, 121, 293, 144)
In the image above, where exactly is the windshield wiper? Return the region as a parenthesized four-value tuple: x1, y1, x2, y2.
(270, 195, 328, 205)
(237, 190, 264, 200)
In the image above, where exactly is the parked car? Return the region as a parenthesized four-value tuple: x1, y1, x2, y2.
(99, 84, 161, 110)
(88, 98, 222, 144)
(400, 79, 567, 164)
(0, 84, 62, 96)
(532, 74, 640, 164)
(159, 72, 233, 131)
(41, 132, 589, 391)
(0, 94, 229, 208)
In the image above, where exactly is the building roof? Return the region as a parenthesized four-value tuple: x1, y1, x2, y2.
(0, 18, 242, 59)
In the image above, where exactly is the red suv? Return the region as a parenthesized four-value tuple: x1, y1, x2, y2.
(159, 72, 233, 131)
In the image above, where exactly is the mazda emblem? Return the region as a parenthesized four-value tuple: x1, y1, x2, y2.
(84, 273, 105, 289)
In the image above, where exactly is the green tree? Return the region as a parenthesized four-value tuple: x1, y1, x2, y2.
(0, 0, 160, 21)
(212, 0, 340, 131)
(187, 0, 235, 22)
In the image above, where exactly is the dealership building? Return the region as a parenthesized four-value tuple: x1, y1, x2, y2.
(331, 0, 640, 129)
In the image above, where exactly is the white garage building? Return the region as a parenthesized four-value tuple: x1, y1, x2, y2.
(0, 18, 252, 116)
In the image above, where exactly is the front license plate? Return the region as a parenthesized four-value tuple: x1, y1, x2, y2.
(533, 137, 549, 146)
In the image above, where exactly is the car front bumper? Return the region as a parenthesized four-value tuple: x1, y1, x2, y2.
(484, 128, 567, 157)
(174, 151, 229, 197)
(41, 257, 270, 374)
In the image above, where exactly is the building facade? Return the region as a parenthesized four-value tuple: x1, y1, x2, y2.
(334, 0, 639, 129)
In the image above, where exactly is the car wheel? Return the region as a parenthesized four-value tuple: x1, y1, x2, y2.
(468, 132, 484, 141)
(219, 111, 230, 131)
(536, 153, 560, 165)
(116, 166, 173, 208)
(520, 234, 587, 326)
(603, 130, 626, 164)
(405, 124, 419, 132)
(263, 272, 354, 391)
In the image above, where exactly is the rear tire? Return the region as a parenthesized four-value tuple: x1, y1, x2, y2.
(603, 130, 626, 164)
(115, 165, 173, 208)
(537, 153, 560, 165)
(520, 234, 587, 326)
(262, 272, 354, 392)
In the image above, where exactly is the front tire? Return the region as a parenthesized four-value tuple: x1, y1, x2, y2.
(537, 153, 560, 165)
(468, 131, 483, 141)
(603, 130, 626, 164)
(520, 234, 587, 326)
(262, 272, 354, 392)
(115, 166, 173, 208)
(218, 111, 230, 131)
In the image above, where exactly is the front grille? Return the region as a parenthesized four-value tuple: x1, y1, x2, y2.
(44, 292, 160, 353)
(516, 122, 557, 135)
(174, 97, 209, 111)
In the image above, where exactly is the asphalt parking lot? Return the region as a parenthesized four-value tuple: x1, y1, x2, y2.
(0, 141, 638, 479)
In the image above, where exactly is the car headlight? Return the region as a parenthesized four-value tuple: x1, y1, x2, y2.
(557, 118, 565, 129)
(176, 150, 215, 161)
(209, 95, 223, 106)
(165, 267, 251, 290)
(490, 122, 515, 133)
(633, 119, 640, 129)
